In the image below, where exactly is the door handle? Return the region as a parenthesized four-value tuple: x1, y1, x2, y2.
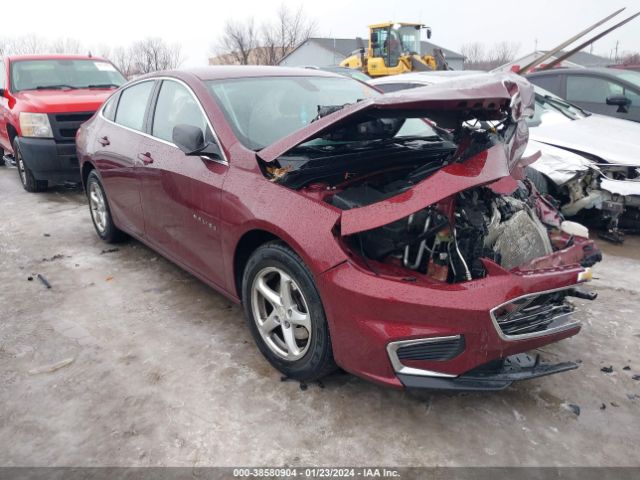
(98, 136, 110, 146)
(137, 152, 154, 165)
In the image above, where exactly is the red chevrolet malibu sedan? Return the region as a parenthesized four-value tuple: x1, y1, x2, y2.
(76, 67, 602, 390)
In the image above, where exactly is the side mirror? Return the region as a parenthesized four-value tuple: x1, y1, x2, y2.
(606, 95, 631, 113)
(172, 124, 222, 160)
(0, 88, 5, 97)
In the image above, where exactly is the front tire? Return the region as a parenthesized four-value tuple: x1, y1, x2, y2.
(14, 139, 47, 192)
(242, 241, 337, 381)
(86, 170, 126, 243)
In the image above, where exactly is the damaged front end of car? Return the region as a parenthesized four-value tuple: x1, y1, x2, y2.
(527, 141, 640, 243)
(257, 74, 602, 390)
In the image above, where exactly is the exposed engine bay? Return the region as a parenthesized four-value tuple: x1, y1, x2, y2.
(329, 171, 556, 283)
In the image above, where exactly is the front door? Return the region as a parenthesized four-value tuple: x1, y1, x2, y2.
(139, 79, 229, 288)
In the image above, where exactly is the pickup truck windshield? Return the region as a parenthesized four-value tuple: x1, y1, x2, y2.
(11, 59, 126, 92)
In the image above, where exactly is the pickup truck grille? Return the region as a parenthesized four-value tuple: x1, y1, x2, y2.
(48, 112, 95, 142)
(491, 291, 575, 338)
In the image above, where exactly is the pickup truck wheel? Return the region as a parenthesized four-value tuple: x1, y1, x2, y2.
(242, 241, 337, 382)
(86, 170, 126, 243)
(14, 140, 47, 192)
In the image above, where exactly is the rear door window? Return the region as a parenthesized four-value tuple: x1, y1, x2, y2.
(529, 74, 562, 96)
(114, 81, 155, 131)
(102, 93, 120, 121)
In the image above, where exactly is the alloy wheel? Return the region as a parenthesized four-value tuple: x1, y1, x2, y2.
(88, 182, 108, 234)
(251, 266, 312, 361)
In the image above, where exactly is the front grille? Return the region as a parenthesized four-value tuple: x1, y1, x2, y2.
(492, 291, 575, 337)
(396, 336, 465, 361)
(48, 112, 95, 142)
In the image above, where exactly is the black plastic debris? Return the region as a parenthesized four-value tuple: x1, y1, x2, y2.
(633, 375, 640, 381)
(601, 366, 614, 373)
(37, 274, 52, 289)
(43, 233, 50, 237)
(100, 248, 120, 254)
(623, 366, 631, 370)
(600, 403, 606, 410)
(27, 276, 33, 281)
(566, 403, 581, 416)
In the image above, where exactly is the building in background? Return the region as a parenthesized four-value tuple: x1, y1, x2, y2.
(495, 50, 611, 72)
(277, 37, 465, 70)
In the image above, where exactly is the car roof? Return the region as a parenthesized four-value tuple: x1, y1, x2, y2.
(527, 67, 620, 77)
(369, 70, 486, 85)
(176, 66, 343, 81)
(7, 54, 109, 62)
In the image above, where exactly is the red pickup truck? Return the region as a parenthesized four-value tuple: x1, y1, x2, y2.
(0, 54, 125, 191)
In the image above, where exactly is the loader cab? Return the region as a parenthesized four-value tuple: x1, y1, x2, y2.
(367, 23, 424, 76)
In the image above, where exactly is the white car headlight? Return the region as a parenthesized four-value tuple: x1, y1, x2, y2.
(19, 112, 53, 138)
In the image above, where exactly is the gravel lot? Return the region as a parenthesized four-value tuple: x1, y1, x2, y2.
(0, 165, 639, 467)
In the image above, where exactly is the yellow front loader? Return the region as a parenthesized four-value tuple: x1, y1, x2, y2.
(340, 22, 447, 77)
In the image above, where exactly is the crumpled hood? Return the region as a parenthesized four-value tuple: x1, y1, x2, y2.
(14, 89, 114, 113)
(258, 72, 534, 163)
(526, 140, 592, 185)
(530, 114, 640, 167)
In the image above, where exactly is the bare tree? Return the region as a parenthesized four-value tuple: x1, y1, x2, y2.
(461, 41, 520, 71)
(50, 37, 84, 54)
(214, 18, 258, 65)
(213, 4, 316, 65)
(5, 35, 48, 55)
(258, 4, 316, 65)
(129, 37, 183, 74)
(621, 51, 640, 65)
(110, 46, 136, 78)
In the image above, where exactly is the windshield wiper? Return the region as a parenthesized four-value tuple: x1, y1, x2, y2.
(85, 83, 121, 89)
(34, 84, 77, 90)
(542, 95, 590, 118)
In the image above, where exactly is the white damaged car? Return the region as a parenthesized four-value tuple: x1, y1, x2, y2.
(370, 72, 640, 243)
(526, 88, 640, 242)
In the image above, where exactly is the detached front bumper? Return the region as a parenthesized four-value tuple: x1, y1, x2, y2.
(397, 353, 578, 391)
(317, 260, 593, 390)
(17, 137, 80, 183)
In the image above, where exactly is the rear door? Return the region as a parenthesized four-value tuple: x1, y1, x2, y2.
(139, 78, 229, 288)
(92, 80, 156, 237)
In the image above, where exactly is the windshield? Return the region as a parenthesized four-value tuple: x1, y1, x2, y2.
(527, 85, 589, 128)
(394, 25, 421, 54)
(606, 69, 640, 87)
(11, 59, 126, 92)
(208, 75, 437, 150)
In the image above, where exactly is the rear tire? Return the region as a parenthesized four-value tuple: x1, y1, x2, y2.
(86, 170, 126, 243)
(242, 241, 337, 382)
(14, 139, 47, 192)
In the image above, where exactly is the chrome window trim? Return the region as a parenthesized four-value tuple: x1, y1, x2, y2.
(489, 285, 582, 341)
(99, 76, 229, 166)
(386, 336, 460, 378)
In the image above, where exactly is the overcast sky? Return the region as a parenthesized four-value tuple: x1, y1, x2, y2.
(3, 0, 639, 66)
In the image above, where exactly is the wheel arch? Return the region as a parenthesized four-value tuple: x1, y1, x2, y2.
(81, 161, 96, 192)
(233, 229, 281, 300)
